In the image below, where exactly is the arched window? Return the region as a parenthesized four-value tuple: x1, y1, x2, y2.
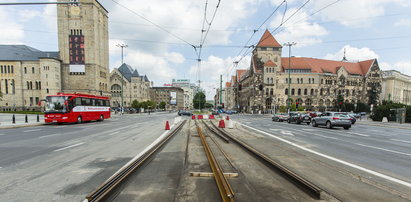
(285, 88, 288, 95)
(301, 78, 303, 84)
(11, 79, 15, 94)
(310, 89, 314, 95)
(11, 65, 13, 73)
(111, 84, 122, 97)
(39, 81, 41, 90)
(267, 78, 270, 83)
(291, 89, 295, 95)
(27, 81, 30, 89)
(297, 78, 300, 84)
(352, 90, 355, 96)
(270, 88, 273, 95)
(266, 88, 269, 96)
(312, 78, 314, 83)
(305, 99, 312, 106)
(304, 89, 307, 95)
(320, 89, 323, 95)
(24, 67, 27, 74)
(298, 88, 301, 95)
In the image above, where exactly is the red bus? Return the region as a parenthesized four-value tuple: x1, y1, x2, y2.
(43, 93, 110, 123)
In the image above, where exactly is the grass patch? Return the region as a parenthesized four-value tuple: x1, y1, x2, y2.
(0, 111, 44, 115)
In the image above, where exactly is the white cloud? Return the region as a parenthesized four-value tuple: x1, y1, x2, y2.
(324, 45, 379, 61)
(394, 19, 411, 27)
(188, 55, 250, 99)
(379, 61, 411, 76)
(18, 9, 42, 21)
(0, 8, 24, 44)
(123, 50, 178, 86)
(311, 0, 411, 27)
(165, 52, 185, 64)
(42, 4, 57, 31)
(270, 8, 328, 47)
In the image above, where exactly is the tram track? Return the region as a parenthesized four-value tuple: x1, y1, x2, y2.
(84, 120, 187, 202)
(204, 119, 325, 199)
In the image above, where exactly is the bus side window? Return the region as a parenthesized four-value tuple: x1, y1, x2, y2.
(97, 99, 103, 106)
(91, 99, 96, 106)
(75, 98, 81, 106)
(105, 100, 110, 106)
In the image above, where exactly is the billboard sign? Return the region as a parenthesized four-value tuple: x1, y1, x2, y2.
(69, 34, 85, 72)
(170, 92, 177, 105)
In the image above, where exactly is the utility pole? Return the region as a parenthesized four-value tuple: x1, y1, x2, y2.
(117, 44, 128, 114)
(220, 75, 223, 109)
(284, 42, 296, 113)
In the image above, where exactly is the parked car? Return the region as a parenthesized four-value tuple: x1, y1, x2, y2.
(349, 113, 361, 119)
(272, 113, 288, 122)
(288, 113, 311, 125)
(359, 112, 367, 116)
(346, 113, 359, 124)
(212, 110, 220, 115)
(311, 112, 352, 129)
(178, 110, 192, 116)
(309, 111, 322, 118)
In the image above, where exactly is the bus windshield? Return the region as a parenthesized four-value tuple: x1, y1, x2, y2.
(45, 96, 68, 113)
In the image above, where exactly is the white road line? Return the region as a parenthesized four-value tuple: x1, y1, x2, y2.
(311, 133, 338, 140)
(301, 129, 316, 131)
(23, 129, 42, 133)
(347, 132, 370, 137)
(391, 139, 411, 144)
(0, 133, 6, 136)
(56, 126, 67, 128)
(356, 143, 411, 156)
(270, 129, 294, 136)
(108, 131, 120, 136)
(54, 142, 84, 152)
(39, 133, 62, 139)
(242, 124, 411, 188)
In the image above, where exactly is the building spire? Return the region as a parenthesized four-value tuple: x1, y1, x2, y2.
(342, 48, 348, 62)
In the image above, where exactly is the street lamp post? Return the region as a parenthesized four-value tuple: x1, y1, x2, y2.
(284, 42, 296, 113)
(117, 44, 128, 114)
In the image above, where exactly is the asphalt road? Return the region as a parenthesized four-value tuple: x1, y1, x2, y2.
(231, 114, 411, 195)
(0, 112, 179, 201)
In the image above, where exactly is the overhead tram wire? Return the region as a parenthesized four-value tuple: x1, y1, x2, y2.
(233, 0, 315, 67)
(225, 0, 288, 79)
(110, 0, 195, 49)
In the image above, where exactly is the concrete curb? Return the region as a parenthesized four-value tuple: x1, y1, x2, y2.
(356, 122, 411, 130)
(0, 123, 45, 129)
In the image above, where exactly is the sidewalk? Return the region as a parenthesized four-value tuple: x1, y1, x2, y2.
(356, 117, 411, 130)
(0, 114, 45, 129)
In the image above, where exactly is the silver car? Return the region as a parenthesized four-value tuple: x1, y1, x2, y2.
(311, 112, 352, 130)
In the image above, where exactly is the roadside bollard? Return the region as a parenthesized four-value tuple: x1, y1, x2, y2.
(25, 114, 28, 123)
(37, 114, 40, 122)
(12, 114, 16, 124)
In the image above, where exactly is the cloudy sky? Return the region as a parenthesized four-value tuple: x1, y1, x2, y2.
(1, 0, 411, 99)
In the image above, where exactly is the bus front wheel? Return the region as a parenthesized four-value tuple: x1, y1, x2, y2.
(99, 115, 104, 121)
(77, 116, 82, 124)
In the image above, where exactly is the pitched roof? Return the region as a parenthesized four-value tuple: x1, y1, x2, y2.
(264, 60, 277, 67)
(236, 69, 247, 81)
(118, 63, 135, 82)
(144, 75, 149, 82)
(280, 57, 376, 76)
(256, 29, 282, 48)
(225, 82, 231, 88)
(0, 45, 59, 61)
(132, 69, 139, 77)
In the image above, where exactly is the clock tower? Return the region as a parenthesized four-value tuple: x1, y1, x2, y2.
(57, 0, 109, 95)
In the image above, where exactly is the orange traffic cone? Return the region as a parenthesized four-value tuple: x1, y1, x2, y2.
(218, 119, 225, 128)
(165, 121, 170, 130)
(226, 116, 230, 120)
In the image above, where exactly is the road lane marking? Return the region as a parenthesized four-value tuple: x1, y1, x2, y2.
(311, 133, 338, 140)
(23, 129, 42, 133)
(54, 142, 84, 152)
(391, 139, 411, 144)
(39, 133, 62, 139)
(356, 143, 411, 156)
(242, 124, 411, 188)
(301, 129, 315, 131)
(108, 131, 120, 136)
(56, 126, 67, 128)
(347, 132, 370, 137)
(270, 129, 294, 136)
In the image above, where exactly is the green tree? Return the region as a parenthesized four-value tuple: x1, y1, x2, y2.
(159, 101, 166, 109)
(204, 103, 213, 109)
(193, 92, 206, 109)
(278, 106, 287, 113)
(131, 100, 140, 109)
(369, 102, 405, 121)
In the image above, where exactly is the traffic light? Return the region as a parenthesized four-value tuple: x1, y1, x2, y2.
(222, 103, 225, 108)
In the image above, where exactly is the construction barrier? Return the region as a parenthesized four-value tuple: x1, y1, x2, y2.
(209, 115, 215, 119)
(218, 119, 225, 128)
(192, 115, 196, 120)
(198, 115, 203, 119)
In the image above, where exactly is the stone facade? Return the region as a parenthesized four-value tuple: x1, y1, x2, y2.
(381, 70, 411, 105)
(0, 46, 62, 111)
(150, 87, 184, 110)
(110, 63, 151, 107)
(57, 0, 110, 95)
(234, 30, 382, 113)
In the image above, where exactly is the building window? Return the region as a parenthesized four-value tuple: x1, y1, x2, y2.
(320, 89, 323, 96)
(5, 79, 8, 94)
(24, 67, 27, 74)
(304, 89, 307, 95)
(291, 89, 295, 95)
(32, 67, 35, 74)
(270, 89, 273, 95)
(298, 88, 301, 95)
(321, 79, 323, 84)
(285, 88, 288, 95)
(297, 78, 300, 84)
(47, 88, 49, 94)
(310, 89, 314, 95)
(301, 78, 303, 84)
(0, 65, 3, 73)
(11, 65, 14, 73)
(39, 81, 41, 90)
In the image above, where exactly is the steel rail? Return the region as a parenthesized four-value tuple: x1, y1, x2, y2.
(84, 120, 187, 202)
(196, 122, 234, 202)
(201, 119, 230, 143)
(209, 120, 324, 199)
